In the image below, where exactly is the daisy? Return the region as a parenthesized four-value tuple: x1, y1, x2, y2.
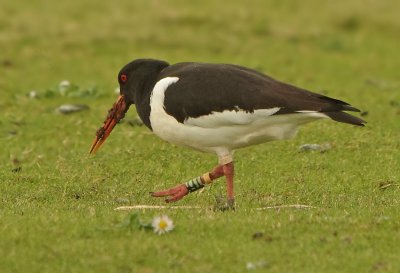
(151, 215, 174, 235)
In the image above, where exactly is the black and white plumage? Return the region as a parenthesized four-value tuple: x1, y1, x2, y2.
(90, 58, 365, 208)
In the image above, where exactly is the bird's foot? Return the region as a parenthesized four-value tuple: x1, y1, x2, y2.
(214, 196, 235, 211)
(227, 198, 235, 209)
(150, 184, 189, 203)
(151, 176, 206, 203)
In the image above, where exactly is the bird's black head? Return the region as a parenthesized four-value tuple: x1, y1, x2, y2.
(89, 58, 169, 154)
(118, 59, 169, 105)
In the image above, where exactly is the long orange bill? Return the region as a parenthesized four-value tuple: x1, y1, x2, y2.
(89, 95, 128, 154)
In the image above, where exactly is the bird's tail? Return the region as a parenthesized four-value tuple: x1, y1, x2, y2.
(324, 111, 366, 126)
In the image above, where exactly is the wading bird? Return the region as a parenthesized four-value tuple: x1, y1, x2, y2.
(90, 59, 365, 209)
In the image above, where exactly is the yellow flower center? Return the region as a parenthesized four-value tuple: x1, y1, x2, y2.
(158, 220, 168, 229)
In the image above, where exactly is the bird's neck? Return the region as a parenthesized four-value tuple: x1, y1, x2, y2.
(134, 64, 169, 130)
(135, 83, 154, 130)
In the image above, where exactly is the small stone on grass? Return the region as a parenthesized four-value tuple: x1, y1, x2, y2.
(56, 104, 89, 114)
(246, 260, 268, 270)
(299, 143, 331, 152)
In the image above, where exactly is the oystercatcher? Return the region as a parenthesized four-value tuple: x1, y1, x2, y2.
(90, 59, 365, 208)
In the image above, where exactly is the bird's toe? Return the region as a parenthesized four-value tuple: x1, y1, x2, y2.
(214, 196, 236, 211)
(151, 184, 189, 203)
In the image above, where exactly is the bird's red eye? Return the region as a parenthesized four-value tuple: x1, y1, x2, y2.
(120, 74, 127, 83)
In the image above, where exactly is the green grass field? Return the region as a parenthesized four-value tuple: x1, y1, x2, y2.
(1, 0, 399, 272)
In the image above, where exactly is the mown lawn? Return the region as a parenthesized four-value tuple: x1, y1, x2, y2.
(1, 0, 399, 272)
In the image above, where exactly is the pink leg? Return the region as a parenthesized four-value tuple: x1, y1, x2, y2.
(223, 162, 235, 208)
(151, 165, 225, 203)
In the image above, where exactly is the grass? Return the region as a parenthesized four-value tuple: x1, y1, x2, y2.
(1, 0, 399, 272)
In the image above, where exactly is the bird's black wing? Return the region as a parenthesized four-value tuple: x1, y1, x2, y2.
(159, 62, 365, 126)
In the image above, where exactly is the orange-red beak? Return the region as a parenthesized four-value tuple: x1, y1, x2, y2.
(89, 95, 128, 154)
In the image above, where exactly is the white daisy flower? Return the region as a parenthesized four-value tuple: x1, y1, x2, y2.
(151, 215, 174, 235)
